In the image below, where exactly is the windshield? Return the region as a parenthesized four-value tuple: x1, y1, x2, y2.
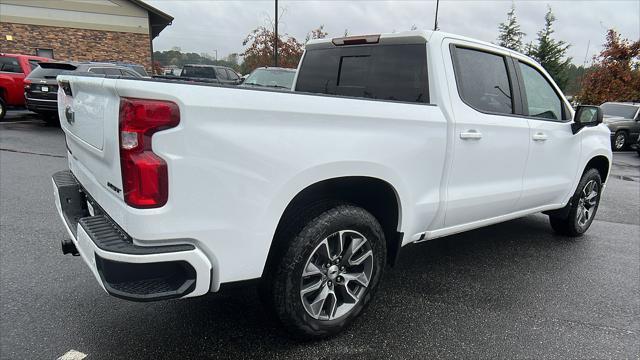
(26, 64, 76, 79)
(181, 66, 216, 78)
(244, 69, 295, 89)
(601, 103, 639, 119)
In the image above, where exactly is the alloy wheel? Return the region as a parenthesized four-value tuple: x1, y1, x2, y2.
(576, 179, 599, 228)
(300, 230, 373, 321)
(615, 133, 626, 150)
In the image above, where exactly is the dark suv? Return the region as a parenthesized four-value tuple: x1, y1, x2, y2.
(602, 102, 640, 151)
(179, 64, 242, 85)
(24, 62, 142, 122)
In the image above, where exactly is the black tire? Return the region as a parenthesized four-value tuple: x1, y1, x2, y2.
(0, 97, 6, 121)
(263, 203, 386, 339)
(39, 112, 60, 126)
(612, 131, 627, 151)
(549, 168, 602, 237)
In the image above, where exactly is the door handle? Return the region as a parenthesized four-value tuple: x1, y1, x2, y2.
(460, 130, 482, 140)
(532, 132, 548, 141)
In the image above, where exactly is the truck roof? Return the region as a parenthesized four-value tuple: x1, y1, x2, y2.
(305, 30, 533, 61)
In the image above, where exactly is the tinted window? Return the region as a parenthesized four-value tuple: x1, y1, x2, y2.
(296, 44, 429, 103)
(28, 60, 40, 71)
(122, 69, 140, 77)
(601, 103, 639, 119)
(181, 66, 216, 79)
(225, 69, 239, 81)
(0, 56, 22, 73)
(519, 62, 563, 120)
(27, 67, 67, 79)
(88, 68, 106, 75)
(104, 68, 122, 76)
(453, 47, 513, 114)
(216, 68, 228, 80)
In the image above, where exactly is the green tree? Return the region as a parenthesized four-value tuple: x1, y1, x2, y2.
(527, 6, 572, 90)
(497, 3, 525, 52)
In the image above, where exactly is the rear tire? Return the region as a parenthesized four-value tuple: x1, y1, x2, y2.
(263, 203, 386, 339)
(0, 97, 6, 120)
(612, 131, 627, 151)
(549, 168, 602, 237)
(39, 112, 60, 126)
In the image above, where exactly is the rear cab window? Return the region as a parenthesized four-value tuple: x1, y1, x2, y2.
(295, 43, 429, 103)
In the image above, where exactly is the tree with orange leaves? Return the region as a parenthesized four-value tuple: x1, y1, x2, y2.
(240, 26, 303, 74)
(576, 29, 640, 105)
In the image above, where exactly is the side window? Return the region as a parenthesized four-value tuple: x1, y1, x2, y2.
(518, 62, 564, 120)
(28, 60, 40, 71)
(0, 56, 22, 73)
(216, 68, 229, 80)
(103, 68, 122, 76)
(452, 47, 513, 115)
(89, 68, 105, 74)
(225, 69, 239, 81)
(296, 44, 429, 103)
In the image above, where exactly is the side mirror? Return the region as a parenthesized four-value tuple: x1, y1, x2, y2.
(572, 105, 603, 134)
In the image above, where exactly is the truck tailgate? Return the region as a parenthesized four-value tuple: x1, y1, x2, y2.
(58, 75, 124, 202)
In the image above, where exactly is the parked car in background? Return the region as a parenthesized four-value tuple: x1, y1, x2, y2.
(601, 102, 640, 151)
(108, 62, 149, 77)
(53, 30, 612, 339)
(25, 61, 142, 124)
(240, 67, 296, 90)
(0, 53, 50, 120)
(179, 64, 242, 85)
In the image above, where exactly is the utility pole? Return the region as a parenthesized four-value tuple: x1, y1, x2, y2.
(433, 0, 440, 31)
(274, 0, 278, 67)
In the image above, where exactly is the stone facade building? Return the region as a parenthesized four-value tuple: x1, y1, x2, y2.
(0, 0, 173, 73)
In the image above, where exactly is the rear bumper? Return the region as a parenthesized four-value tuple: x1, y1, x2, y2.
(52, 170, 212, 301)
(26, 97, 58, 113)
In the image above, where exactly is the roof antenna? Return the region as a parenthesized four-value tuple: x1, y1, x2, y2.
(433, 0, 440, 31)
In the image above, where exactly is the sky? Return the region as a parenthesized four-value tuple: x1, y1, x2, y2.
(147, 0, 640, 65)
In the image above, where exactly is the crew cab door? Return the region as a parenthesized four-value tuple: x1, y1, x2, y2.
(443, 42, 529, 227)
(513, 58, 580, 208)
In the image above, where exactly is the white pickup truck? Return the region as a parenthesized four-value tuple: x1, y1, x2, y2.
(52, 30, 611, 338)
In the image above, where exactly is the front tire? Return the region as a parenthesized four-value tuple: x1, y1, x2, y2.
(612, 131, 627, 151)
(264, 204, 386, 339)
(549, 168, 602, 237)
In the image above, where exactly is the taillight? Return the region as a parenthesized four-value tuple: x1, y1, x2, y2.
(24, 79, 31, 91)
(119, 98, 180, 208)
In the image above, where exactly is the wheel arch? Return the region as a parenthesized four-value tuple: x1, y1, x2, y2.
(584, 155, 610, 184)
(262, 176, 404, 279)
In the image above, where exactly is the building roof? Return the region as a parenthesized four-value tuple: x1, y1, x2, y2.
(129, 0, 174, 38)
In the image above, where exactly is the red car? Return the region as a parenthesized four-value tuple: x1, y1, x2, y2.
(0, 53, 51, 120)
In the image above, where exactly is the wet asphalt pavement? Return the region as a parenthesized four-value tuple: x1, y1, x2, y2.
(1, 111, 638, 359)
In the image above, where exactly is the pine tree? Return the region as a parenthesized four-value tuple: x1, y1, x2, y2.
(527, 6, 572, 90)
(497, 3, 525, 52)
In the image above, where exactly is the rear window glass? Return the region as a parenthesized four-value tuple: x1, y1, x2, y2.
(182, 66, 216, 79)
(27, 66, 72, 79)
(296, 44, 429, 103)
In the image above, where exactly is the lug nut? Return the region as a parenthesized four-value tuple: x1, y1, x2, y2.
(340, 266, 345, 271)
(328, 281, 333, 287)
(337, 276, 343, 283)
